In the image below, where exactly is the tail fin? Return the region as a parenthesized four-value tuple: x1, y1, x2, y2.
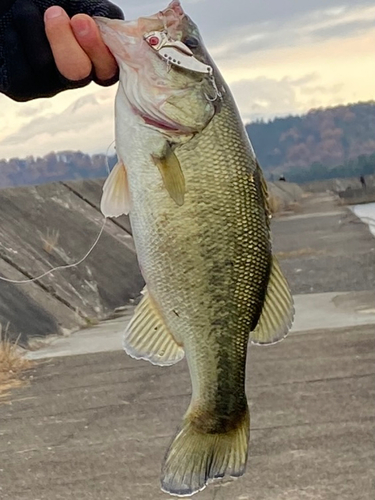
(161, 408, 250, 497)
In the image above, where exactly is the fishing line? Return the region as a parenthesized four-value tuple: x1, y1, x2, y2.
(0, 141, 119, 285)
(212, 484, 222, 500)
(0, 218, 107, 284)
(105, 140, 116, 174)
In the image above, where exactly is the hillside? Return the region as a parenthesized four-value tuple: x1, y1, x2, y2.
(246, 101, 375, 174)
(0, 151, 116, 189)
(1, 101, 374, 188)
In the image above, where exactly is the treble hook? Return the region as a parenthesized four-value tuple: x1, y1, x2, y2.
(205, 73, 224, 102)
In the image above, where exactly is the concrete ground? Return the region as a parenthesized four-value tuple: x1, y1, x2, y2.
(1, 193, 374, 500)
(1, 324, 374, 500)
(25, 290, 375, 361)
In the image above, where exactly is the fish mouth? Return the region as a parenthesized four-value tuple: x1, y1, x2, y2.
(96, 2, 213, 135)
(94, 1, 185, 46)
(94, 2, 186, 76)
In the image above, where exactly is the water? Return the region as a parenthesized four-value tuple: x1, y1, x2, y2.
(351, 202, 375, 237)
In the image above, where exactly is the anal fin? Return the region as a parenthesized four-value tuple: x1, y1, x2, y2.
(124, 287, 184, 366)
(251, 257, 294, 345)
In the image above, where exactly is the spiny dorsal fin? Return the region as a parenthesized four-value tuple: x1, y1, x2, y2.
(124, 287, 185, 366)
(256, 160, 272, 227)
(100, 160, 130, 217)
(250, 257, 294, 345)
(151, 143, 185, 206)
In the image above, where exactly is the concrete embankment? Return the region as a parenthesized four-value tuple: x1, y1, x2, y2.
(2, 190, 375, 500)
(0, 180, 143, 344)
(26, 191, 375, 360)
(0, 179, 303, 344)
(302, 175, 375, 193)
(268, 180, 304, 212)
(303, 174, 375, 205)
(338, 186, 375, 205)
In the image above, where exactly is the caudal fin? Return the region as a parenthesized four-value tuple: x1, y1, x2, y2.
(161, 408, 250, 497)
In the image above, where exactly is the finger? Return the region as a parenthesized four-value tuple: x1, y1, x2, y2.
(44, 6, 92, 82)
(71, 14, 118, 85)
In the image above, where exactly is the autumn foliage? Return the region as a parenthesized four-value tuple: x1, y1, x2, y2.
(0, 151, 116, 188)
(0, 101, 374, 188)
(247, 101, 375, 179)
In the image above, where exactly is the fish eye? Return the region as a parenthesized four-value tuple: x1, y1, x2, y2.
(183, 36, 199, 50)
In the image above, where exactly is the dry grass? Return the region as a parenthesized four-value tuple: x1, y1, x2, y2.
(81, 316, 100, 329)
(268, 196, 303, 216)
(39, 228, 59, 254)
(285, 201, 303, 213)
(0, 324, 33, 399)
(276, 248, 327, 260)
(268, 194, 282, 215)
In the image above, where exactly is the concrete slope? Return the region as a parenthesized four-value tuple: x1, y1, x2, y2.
(63, 179, 132, 234)
(268, 181, 304, 211)
(0, 180, 143, 344)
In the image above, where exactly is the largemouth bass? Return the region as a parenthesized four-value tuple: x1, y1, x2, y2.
(96, 1, 294, 496)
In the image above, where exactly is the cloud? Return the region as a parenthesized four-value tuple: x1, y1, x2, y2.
(300, 83, 344, 96)
(1, 91, 114, 146)
(1, 0, 374, 160)
(229, 74, 350, 123)
(15, 101, 52, 118)
(209, 3, 375, 60)
(310, 18, 375, 41)
(0, 88, 116, 159)
(230, 75, 312, 122)
(114, 0, 375, 41)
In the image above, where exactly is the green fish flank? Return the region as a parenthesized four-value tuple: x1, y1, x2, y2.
(96, 1, 294, 496)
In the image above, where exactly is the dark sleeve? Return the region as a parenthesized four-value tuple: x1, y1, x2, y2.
(0, 0, 124, 102)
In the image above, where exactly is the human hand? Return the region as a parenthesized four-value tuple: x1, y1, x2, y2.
(0, 0, 124, 102)
(45, 7, 119, 87)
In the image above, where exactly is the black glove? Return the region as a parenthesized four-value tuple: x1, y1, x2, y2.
(0, 0, 124, 101)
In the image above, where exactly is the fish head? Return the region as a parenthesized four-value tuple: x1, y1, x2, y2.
(95, 1, 223, 136)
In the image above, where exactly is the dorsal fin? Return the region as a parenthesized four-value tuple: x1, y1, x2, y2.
(256, 159, 272, 227)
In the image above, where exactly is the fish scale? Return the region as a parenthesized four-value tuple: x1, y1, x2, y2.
(130, 89, 270, 427)
(96, 2, 293, 496)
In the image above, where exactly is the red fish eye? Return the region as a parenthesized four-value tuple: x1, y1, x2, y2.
(148, 36, 160, 46)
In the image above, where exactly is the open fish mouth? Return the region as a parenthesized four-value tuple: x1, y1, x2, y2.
(95, 2, 219, 135)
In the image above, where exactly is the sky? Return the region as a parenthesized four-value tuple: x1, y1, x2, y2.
(0, 0, 374, 160)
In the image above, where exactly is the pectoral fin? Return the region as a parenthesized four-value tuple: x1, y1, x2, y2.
(152, 144, 186, 206)
(124, 287, 184, 366)
(100, 160, 130, 217)
(250, 257, 294, 345)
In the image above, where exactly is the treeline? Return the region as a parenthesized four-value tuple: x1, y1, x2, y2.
(1, 101, 375, 188)
(0, 151, 116, 188)
(247, 101, 375, 173)
(283, 153, 375, 184)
